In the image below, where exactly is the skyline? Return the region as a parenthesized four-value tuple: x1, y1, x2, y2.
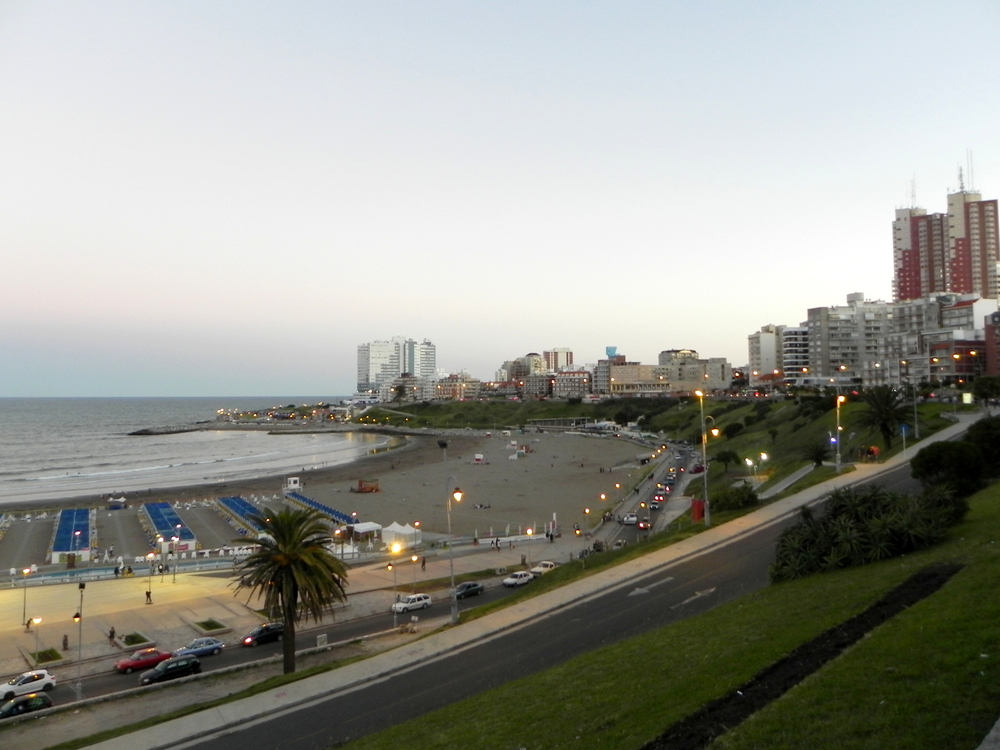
(2, 2, 999, 397)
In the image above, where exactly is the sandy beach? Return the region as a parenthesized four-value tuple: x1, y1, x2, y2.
(7, 431, 659, 538)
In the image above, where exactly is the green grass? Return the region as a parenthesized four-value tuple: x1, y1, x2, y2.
(341, 482, 1000, 750)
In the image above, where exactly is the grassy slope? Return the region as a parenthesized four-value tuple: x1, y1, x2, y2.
(343, 481, 1000, 750)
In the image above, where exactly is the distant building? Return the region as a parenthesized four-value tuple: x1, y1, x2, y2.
(807, 293, 891, 387)
(893, 179, 998, 301)
(658, 350, 730, 393)
(357, 337, 436, 393)
(747, 326, 783, 386)
(543, 348, 574, 371)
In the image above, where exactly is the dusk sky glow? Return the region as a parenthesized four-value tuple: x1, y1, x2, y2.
(3, 1, 998, 396)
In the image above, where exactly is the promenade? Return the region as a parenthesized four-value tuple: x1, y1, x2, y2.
(1, 412, 994, 750)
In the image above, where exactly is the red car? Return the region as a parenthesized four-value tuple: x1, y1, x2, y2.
(115, 648, 172, 674)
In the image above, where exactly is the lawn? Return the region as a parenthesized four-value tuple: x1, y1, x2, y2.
(342, 482, 1000, 750)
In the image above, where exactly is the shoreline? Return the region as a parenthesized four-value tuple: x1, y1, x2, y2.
(1, 430, 655, 539)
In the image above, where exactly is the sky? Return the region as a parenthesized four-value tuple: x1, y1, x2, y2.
(2, 1, 999, 397)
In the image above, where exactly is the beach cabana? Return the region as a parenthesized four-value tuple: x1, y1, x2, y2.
(382, 521, 422, 549)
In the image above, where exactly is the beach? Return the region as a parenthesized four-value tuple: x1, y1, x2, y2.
(5, 430, 658, 538)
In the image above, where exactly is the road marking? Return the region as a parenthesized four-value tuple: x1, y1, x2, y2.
(671, 587, 717, 608)
(627, 576, 674, 596)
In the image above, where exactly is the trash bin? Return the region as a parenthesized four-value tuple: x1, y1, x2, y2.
(691, 499, 704, 522)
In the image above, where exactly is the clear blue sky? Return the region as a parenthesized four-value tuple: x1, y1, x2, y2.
(2, 1, 998, 396)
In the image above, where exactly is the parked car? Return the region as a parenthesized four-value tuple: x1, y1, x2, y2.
(3, 670, 56, 700)
(622, 512, 638, 525)
(240, 622, 284, 647)
(115, 648, 172, 674)
(391, 593, 431, 613)
(172, 637, 226, 658)
(0, 692, 53, 718)
(530, 561, 558, 575)
(139, 655, 202, 685)
(502, 571, 534, 587)
(455, 581, 485, 599)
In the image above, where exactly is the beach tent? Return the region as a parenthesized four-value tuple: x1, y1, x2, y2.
(382, 521, 421, 549)
(347, 521, 381, 541)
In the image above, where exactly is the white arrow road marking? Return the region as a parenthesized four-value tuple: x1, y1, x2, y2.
(671, 587, 717, 608)
(627, 576, 674, 596)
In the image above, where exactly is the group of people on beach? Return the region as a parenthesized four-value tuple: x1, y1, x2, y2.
(113, 565, 135, 577)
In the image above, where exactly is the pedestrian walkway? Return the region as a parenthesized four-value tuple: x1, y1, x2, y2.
(0, 412, 988, 750)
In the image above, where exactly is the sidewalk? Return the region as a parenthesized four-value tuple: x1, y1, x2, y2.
(0, 412, 986, 750)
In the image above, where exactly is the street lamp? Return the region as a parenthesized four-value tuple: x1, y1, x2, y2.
(171, 535, 180, 583)
(31, 617, 42, 665)
(445, 480, 463, 625)
(73, 529, 81, 566)
(73, 582, 85, 699)
(21, 567, 31, 629)
(146, 552, 155, 604)
(695, 390, 712, 527)
(411, 554, 419, 592)
(388, 541, 401, 628)
(835, 395, 846, 472)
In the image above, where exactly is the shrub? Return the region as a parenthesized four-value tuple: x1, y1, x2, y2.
(769, 484, 966, 583)
(723, 422, 745, 439)
(910, 441, 986, 497)
(712, 482, 759, 512)
(964, 416, 1000, 477)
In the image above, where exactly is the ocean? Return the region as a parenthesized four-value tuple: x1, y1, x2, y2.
(0, 397, 382, 508)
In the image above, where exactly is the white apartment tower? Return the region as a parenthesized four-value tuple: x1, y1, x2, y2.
(357, 337, 436, 393)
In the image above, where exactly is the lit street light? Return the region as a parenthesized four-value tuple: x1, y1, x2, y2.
(445, 479, 463, 625)
(20, 567, 31, 629)
(388, 541, 401, 628)
(73, 582, 85, 699)
(695, 390, 713, 527)
(411, 554, 419, 593)
(835, 395, 846, 472)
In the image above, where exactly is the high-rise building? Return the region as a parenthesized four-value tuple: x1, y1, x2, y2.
(747, 326, 783, 385)
(807, 293, 892, 387)
(357, 337, 436, 393)
(893, 180, 998, 301)
(544, 348, 574, 371)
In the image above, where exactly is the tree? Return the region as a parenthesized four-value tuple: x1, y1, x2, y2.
(801, 441, 831, 467)
(855, 385, 910, 450)
(910, 441, 986, 498)
(232, 507, 348, 674)
(722, 422, 745, 439)
(965, 415, 1000, 477)
(973, 376, 1000, 403)
(714, 450, 740, 474)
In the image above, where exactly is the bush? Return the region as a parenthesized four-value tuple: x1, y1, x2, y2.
(769, 484, 967, 583)
(712, 482, 759, 512)
(964, 416, 1000, 477)
(910, 441, 986, 497)
(723, 422, 745, 439)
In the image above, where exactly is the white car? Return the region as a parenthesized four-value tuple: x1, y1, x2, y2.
(3, 670, 56, 700)
(391, 593, 431, 613)
(503, 571, 534, 587)
(530, 561, 558, 575)
(622, 512, 638, 525)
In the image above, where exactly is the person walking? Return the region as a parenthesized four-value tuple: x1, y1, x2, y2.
(421, 556, 426, 572)
(108, 626, 116, 644)
(145, 590, 152, 605)
(62, 634, 69, 652)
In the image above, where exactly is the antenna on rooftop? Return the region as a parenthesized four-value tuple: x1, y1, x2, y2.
(910, 174, 917, 208)
(967, 149, 975, 191)
(958, 165, 965, 192)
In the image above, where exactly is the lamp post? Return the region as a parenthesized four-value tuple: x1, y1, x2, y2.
(411, 554, 419, 593)
(835, 395, 846, 472)
(146, 552, 155, 604)
(388, 541, 401, 628)
(171, 535, 179, 583)
(32, 616, 41, 665)
(445, 479, 463, 625)
(21, 567, 31, 629)
(73, 582, 84, 700)
(73, 529, 81, 567)
(695, 390, 712, 527)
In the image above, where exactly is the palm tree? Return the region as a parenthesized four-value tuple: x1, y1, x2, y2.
(232, 506, 348, 674)
(800, 441, 830, 467)
(855, 385, 910, 450)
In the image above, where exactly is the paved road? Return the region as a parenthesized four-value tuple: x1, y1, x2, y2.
(172, 462, 926, 750)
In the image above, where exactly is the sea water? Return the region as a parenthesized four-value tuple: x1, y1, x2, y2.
(0, 397, 376, 507)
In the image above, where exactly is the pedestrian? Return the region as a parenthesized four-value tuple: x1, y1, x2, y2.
(25, 619, 31, 632)
(114, 566, 119, 578)
(126, 565, 133, 576)
(421, 556, 426, 571)
(145, 590, 152, 605)
(62, 634, 69, 651)
(108, 626, 116, 644)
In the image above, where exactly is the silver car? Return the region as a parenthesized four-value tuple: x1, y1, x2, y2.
(3, 670, 56, 701)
